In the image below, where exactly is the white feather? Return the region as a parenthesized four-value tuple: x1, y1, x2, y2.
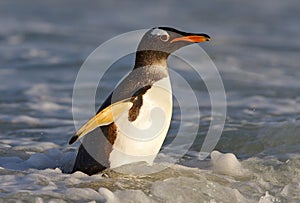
(109, 77, 172, 168)
(151, 28, 169, 37)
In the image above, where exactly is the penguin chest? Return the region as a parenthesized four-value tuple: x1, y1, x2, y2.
(109, 77, 172, 168)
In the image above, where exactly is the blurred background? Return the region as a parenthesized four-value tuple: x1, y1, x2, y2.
(0, 0, 299, 201)
(1, 0, 299, 157)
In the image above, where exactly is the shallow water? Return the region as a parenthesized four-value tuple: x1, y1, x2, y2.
(0, 0, 300, 202)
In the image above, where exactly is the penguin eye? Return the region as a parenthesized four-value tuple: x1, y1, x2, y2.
(160, 34, 169, 42)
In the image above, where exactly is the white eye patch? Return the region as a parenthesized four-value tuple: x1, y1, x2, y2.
(151, 28, 169, 37)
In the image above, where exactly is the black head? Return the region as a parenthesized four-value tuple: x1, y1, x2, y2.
(134, 27, 210, 68)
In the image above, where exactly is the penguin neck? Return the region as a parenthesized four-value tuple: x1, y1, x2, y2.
(133, 50, 169, 70)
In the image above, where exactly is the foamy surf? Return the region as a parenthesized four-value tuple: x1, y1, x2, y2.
(0, 149, 299, 202)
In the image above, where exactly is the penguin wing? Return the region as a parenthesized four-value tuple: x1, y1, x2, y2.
(69, 99, 132, 144)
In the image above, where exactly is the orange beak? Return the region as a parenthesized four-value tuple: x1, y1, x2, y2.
(171, 34, 210, 43)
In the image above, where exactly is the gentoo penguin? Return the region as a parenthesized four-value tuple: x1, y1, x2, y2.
(69, 27, 210, 175)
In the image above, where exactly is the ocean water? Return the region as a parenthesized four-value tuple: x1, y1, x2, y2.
(0, 0, 300, 202)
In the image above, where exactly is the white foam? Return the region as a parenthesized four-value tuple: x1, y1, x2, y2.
(259, 191, 280, 203)
(114, 189, 153, 203)
(11, 115, 41, 125)
(151, 176, 248, 203)
(0, 147, 76, 171)
(1, 155, 299, 202)
(98, 188, 118, 203)
(0, 120, 297, 203)
(64, 188, 104, 201)
(210, 150, 246, 177)
(28, 101, 65, 111)
(12, 142, 60, 153)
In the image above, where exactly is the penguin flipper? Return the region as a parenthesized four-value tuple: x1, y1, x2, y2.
(69, 99, 132, 144)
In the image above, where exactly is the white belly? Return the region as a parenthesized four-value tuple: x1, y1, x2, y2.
(109, 77, 172, 168)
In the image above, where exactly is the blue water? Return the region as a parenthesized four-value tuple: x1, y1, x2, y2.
(0, 0, 299, 202)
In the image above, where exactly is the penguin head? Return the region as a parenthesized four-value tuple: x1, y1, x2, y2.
(134, 27, 210, 68)
(137, 27, 210, 54)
